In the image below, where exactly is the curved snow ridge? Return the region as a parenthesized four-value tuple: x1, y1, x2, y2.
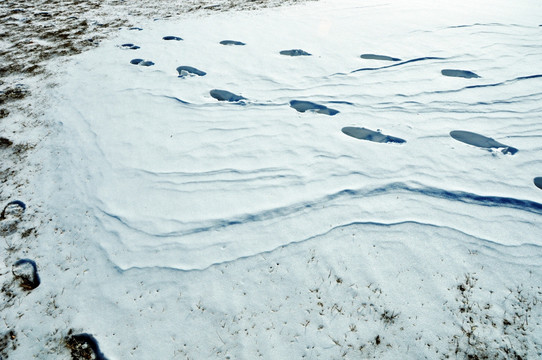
(379, 183, 542, 213)
(411, 74, 542, 97)
(112, 220, 542, 272)
(446, 23, 529, 29)
(136, 171, 302, 188)
(350, 56, 448, 73)
(98, 182, 542, 239)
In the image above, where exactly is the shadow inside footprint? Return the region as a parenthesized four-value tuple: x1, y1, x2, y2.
(121, 43, 140, 50)
(176, 66, 206, 77)
(450, 130, 517, 154)
(130, 59, 154, 66)
(66, 332, 108, 360)
(129, 27, 143, 31)
(280, 49, 311, 56)
(0, 137, 13, 148)
(1, 200, 26, 220)
(534, 177, 542, 190)
(220, 40, 245, 46)
(342, 127, 406, 144)
(12, 259, 40, 290)
(163, 36, 183, 41)
(289, 100, 339, 116)
(0, 200, 25, 235)
(210, 89, 246, 102)
(441, 69, 480, 78)
(360, 54, 401, 61)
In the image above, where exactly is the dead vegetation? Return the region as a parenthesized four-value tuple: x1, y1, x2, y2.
(0, 330, 17, 359)
(449, 273, 542, 359)
(65, 330, 107, 360)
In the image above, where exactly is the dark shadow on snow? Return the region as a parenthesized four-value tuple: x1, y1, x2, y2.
(12, 259, 40, 290)
(351, 57, 445, 73)
(66, 333, 108, 360)
(360, 54, 401, 61)
(130, 59, 154, 66)
(163, 36, 183, 41)
(121, 43, 140, 50)
(342, 127, 405, 144)
(210, 89, 246, 102)
(450, 130, 517, 155)
(220, 40, 245, 46)
(289, 100, 339, 115)
(441, 69, 480, 78)
(176, 66, 206, 77)
(1, 200, 25, 220)
(280, 49, 311, 56)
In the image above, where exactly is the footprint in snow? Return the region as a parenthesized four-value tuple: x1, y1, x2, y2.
(289, 100, 339, 116)
(66, 332, 108, 360)
(360, 54, 401, 61)
(220, 40, 245, 46)
(12, 259, 40, 290)
(210, 89, 246, 102)
(129, 27, 143, 31)
(176, 66, 206, 77)
(280, 49, 311, 56)
(163, 36, 183, 41)
(0, 200, 26, 235)
(441, 69, 480, 78)
(1, 200, 26, 220)
(130, 59, 154, 66)
(0, 137, 13, 148)
(533, 177, 542, 190)
(450, 130, 517, 154)
(342, 127, 406, 144)
(120, 43, 140, 50)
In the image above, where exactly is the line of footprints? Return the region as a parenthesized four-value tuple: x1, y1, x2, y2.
(123, 30, 541, 190)
(0, 24, 537, 360)
(1, 199, 108, 358)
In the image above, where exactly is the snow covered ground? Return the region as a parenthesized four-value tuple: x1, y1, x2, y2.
(2, 0, 542, 358)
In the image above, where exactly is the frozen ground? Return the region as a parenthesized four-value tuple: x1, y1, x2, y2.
(1, 0, 542, 358)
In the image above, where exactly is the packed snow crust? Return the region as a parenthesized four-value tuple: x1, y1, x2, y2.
(1, 0, 542, 358)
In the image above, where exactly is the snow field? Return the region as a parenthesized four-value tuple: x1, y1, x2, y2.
(1, 0, 542, 358)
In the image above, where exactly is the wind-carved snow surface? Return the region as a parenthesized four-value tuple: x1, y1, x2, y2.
(32, 0, 542, 358)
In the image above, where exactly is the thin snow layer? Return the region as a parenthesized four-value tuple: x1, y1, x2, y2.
(32, 0, 542, 357)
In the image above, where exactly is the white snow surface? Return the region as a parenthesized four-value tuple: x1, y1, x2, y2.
(4, 0, 542, 358)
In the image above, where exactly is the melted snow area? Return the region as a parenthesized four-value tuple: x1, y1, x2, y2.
(9, 0, 542, 358)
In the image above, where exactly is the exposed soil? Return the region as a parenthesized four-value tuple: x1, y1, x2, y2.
(0, 0, 314, 205)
